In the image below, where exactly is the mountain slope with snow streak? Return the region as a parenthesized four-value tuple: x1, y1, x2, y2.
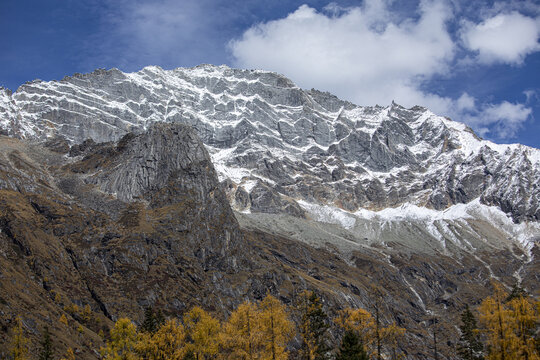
(0, 64, 538, 257)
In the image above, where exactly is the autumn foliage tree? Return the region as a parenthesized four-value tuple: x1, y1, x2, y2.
(259, 294, 295, 360)
(136, 318, 187, 360)
(381, 322, 406, 360)
(478, 283, 515, 360)
(101, 318, 139, 360)
(184, 306, 221, 360)
(336, 307, 405, 359)
(60, 347, 75, 360)
(335, 308, 375, 354)
(478, 282, 539, 360)
(220, 300, 264, 359)
(220, 295, 294, 360)
(11, 317, 29, 360)
(505, 290, 539, 359)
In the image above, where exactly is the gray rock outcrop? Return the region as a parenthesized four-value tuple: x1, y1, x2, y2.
(0, 65, 538, 224)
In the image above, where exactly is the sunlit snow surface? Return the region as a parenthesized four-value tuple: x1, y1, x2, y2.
(297, 198, 539, 256)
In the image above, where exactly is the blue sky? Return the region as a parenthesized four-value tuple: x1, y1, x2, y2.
(1, 0, 539, 148)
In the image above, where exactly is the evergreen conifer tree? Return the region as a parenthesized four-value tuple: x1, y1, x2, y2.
(141, 307, 156, 333)
(457, 305, 484, 360)
(296, 290, 330, 360)
(155, 309, 165, 329)
(336, 330, 369, 360)
(183, 350, 196, 360)
(141, 306, 165, 334)
(39, 326, 54, 360)
(505, 283, 527, 302)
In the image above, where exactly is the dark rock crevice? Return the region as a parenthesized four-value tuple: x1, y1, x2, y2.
(64, 246, 113, 320)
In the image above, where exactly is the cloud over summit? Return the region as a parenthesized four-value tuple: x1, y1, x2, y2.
(230, 1, 454, 107)
(230, 1, 537, 140)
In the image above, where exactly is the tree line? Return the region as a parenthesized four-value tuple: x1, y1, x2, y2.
(5, 284, 540, 360)
(457, 283, 539, 360)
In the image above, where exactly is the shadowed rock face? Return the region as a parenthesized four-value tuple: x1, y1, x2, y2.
(0, 123, 254, 318)
(70, 123, 246, 272)
(0, 124, 258, 358)
(89, 124, 211, 204)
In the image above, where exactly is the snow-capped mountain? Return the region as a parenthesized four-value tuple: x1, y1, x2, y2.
(1, 64, 539, 258)
(1, 65, 539, 359)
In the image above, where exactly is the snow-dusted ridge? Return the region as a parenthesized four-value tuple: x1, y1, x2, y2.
(298, 198, 539, 254)
(0, 64, 539, 233)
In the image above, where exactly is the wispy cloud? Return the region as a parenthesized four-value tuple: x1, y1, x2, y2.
(87, 0, 245, 71)
(460, 12, 540, 65)
(459, 97, 532, 138)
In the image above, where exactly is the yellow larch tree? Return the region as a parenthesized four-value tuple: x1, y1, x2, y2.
(220, 300, 264, 360)
(336, 307, 405, 359)
(59, 314, 69, 327)
(11, 317, 29, 360)
(335, 308, 375, 354)
(381, 322, 406, 360)
(136, 318, 187, 360)
(82, 304, 92, 323)
(506, 293, 539, 359)
(184, 306, 221, 360)
(258, 294, 295, 360)
(60, 347, 75, 360)
(101, 318, 139, 360)
(478, 283, 518, 360)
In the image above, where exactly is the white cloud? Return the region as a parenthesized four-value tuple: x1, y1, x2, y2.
(461, 12, 540, 65)
(230, 1, 455, 108)
(459, 99, 532, 138)
(92, 0, 246, 70)
(456, 92, 476, 111)
(230, 2, 535, 140)
(523, 89, 538, 103)
(481, 101, 532, 137)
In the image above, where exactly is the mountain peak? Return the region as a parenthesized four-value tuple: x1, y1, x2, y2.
(0, 65, 538, 228)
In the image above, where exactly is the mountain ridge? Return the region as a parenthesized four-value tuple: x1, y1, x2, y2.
(0, 66, 539, 359)
(0, 65, 538, 226)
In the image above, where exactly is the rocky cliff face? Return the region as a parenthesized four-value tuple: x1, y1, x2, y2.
(0, 124, 503, 360)
(1, 65, 538, 267)
(0, 66, 538, 359)
(1, 65, 539, 223)
(0, 123, 256, 357)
